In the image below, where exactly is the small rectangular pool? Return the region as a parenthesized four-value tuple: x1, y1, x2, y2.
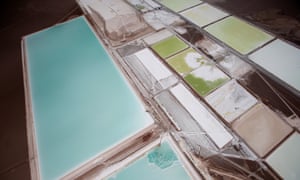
(151, 35, 189, 59)
(22, 16, 154, 180)
(232, 103, 292, 157)
(167, 48, 203, 75)
(158, 0, 202, 12)
(180, 3, 228, 27)
(184, 60, 230, 97)
(105, 137, 195, 180)
(124, 48, 177, 94)
(205, 80, 257, 123)
(249, 39, 300, 92)
(266, 132, 300, 180)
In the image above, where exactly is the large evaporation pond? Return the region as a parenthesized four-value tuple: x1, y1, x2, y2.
(23, 16, 153, 180)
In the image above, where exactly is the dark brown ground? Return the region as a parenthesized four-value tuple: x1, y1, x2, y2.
(0, 0, 299, 179)
(0, 1, 82, 179)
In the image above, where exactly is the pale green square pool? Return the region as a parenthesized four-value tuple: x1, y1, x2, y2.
(181, 3, 228, 27)
(167, 48, 204, 75)
(184, 61, 230, 96)
(151, 35, 189, 59)
(158, 0, 202, 12)
(23, 16, 153, 180)
(205, 16, 273, 54)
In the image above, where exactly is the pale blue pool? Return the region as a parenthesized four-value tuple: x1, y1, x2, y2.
(23, 16, 153, 180)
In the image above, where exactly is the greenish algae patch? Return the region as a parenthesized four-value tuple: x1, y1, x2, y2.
(147, 142, 178, 169)
(205, 16, 273, 54)
(151, 36, 189, 59)
(185, 75, 228, 96)
(159, 0, 202, 12)
(183, 61, 230, 96)
(167, 48, 203, 75)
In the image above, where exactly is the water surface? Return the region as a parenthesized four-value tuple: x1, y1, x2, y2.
(24, 16, 153, 180)
(108, 141, 191, 180)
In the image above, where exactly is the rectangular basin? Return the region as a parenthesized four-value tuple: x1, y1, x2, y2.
(205, 16, 273, 54)
(22, 16, 154, 180)
(249, 39, 300, 92)
(158, 0, 202, 12)
(181, 3, 228, 27)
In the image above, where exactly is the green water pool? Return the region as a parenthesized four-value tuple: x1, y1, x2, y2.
(151, 35, 189, 59)
(167, 48, 203, 75)
(205, 16, 273, 54)
(184, 62, 229, 96)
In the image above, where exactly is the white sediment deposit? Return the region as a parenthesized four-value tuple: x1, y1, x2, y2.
(184, 52, 202, 69)
(134, 48, 173, 81)
(219, 54, 253, 78)
(205, 80, 257, 123)
(88, 0, 148, 41)
(143, 10, 185, 30)
(190, 63, 228, 82)
(195, 37, 226, 60)
(170, 83, 233, 148)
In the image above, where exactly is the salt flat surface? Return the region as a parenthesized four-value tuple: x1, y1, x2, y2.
(185, 52, 203, 68)
(88, 0, 134, 20)
(143, 10, 184, 31)
(154, 91, 217, 149)
(143, 29, 173, 45)
(127, 0, 160, 12)
(205, 80, 257, 123)
(190, 64, 228, 81)
(134, 48, 173, 81)
(219, 54, 253, 78)
(195, 36, 226, 60)
(170, 84, 233, 148)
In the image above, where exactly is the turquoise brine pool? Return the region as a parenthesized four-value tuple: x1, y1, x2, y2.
(108, 141, 191, 180)
(23, 16, 153, 180)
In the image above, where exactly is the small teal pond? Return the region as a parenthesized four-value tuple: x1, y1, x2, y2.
(108, 142, 191, 180)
